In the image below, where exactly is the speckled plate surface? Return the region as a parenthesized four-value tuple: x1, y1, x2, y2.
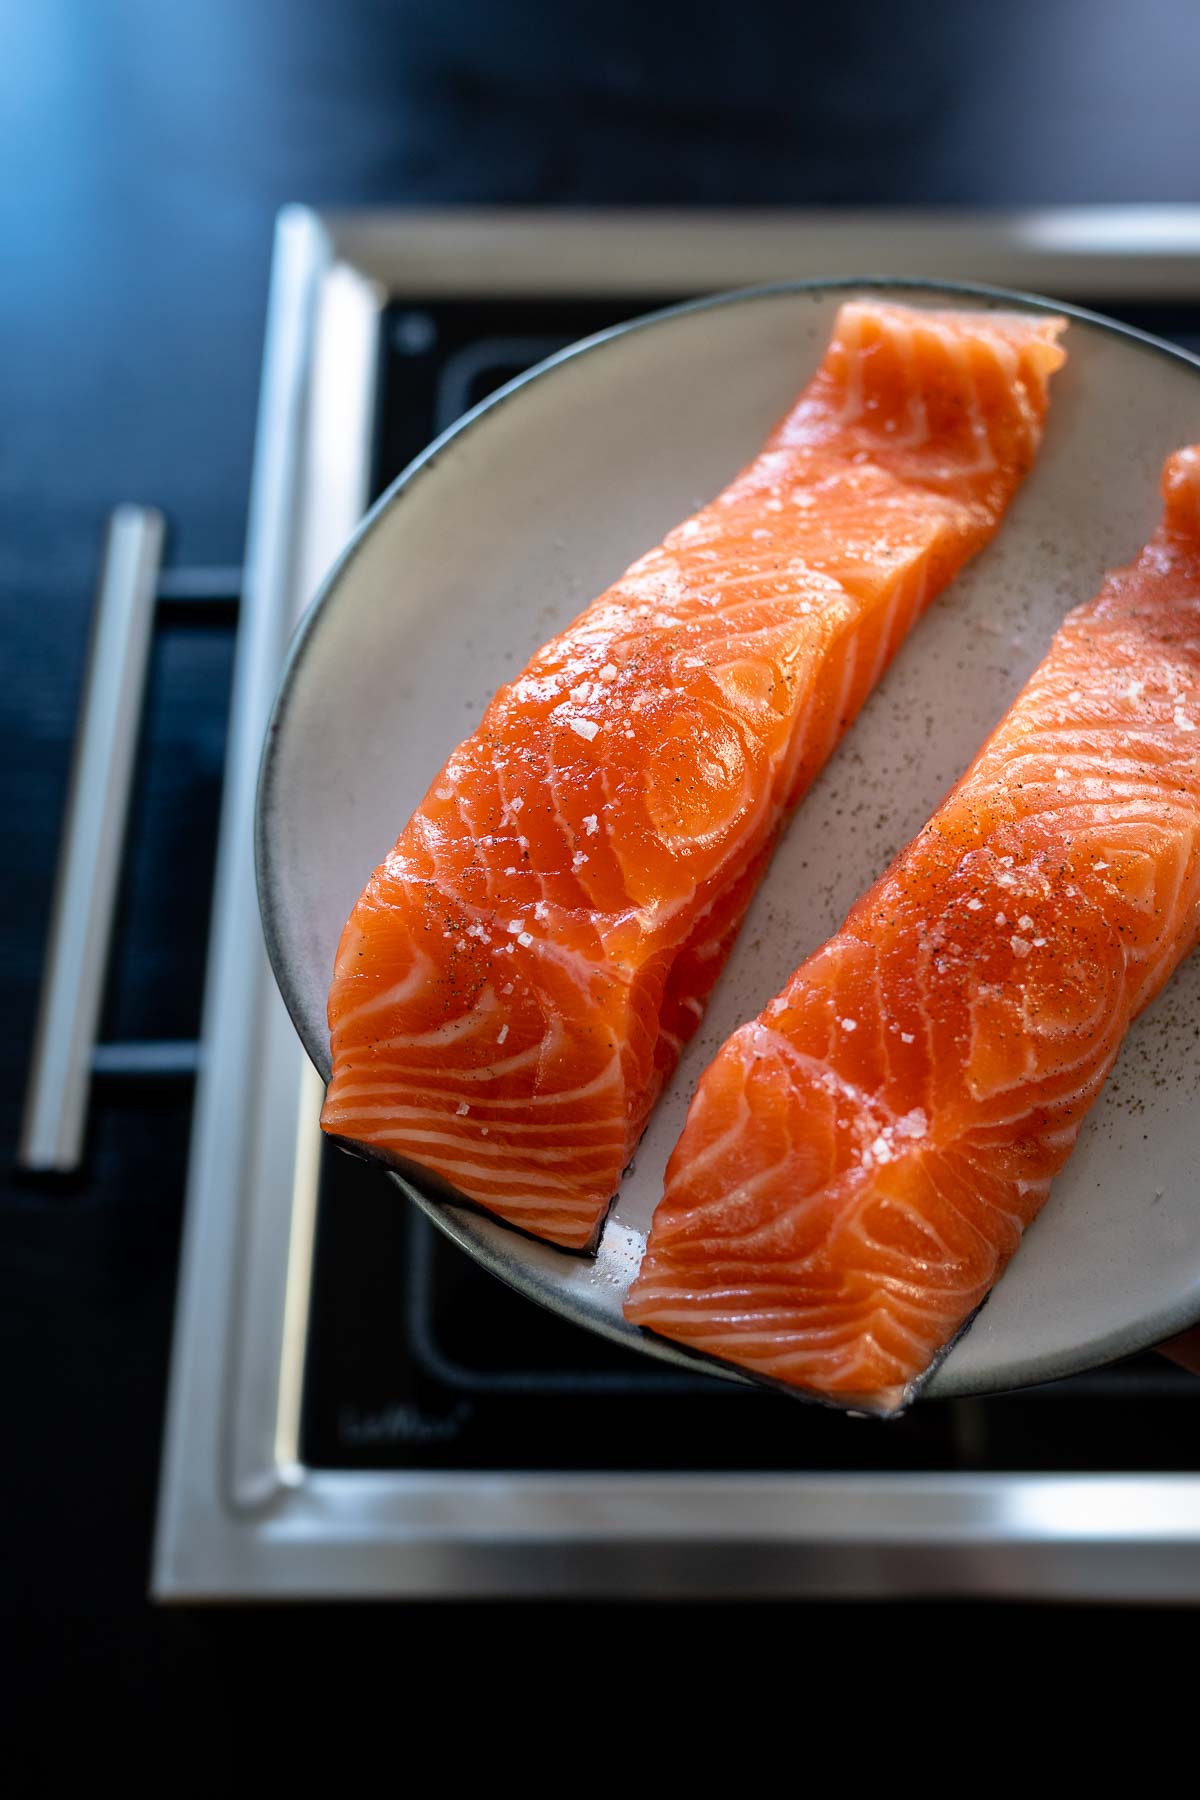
(258, 279, 1200, 1402)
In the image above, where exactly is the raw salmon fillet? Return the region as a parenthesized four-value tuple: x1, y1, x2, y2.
(626, 448, 1200, 1410)
(321, 300, 1066, 1249)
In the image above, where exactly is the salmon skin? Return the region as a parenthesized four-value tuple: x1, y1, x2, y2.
(321, 299, 1066, 1250)
(626, 448, 1200, 1412)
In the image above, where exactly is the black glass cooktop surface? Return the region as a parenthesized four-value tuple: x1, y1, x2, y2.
(300, 294, 1200, 1474)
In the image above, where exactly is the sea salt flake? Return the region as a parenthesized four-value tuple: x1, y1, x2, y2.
(506, 919, 523, 934)
(456, 1102, 469, 1116)
(870, 1135, 894, 1164)
(1018, 914, 1035, 931)
(505, 866, 517, 875)
(896, 1107, 927, 1139)
(572, 851, 588, 868)
(534, 901, 548, 920)
(435, 787, 453, 800)
(569, 717, 599, 742)
(1054, 767, 1068, 780)
(995, 912, 1007, 926)
(900, 1032, 915, 1044)
(1068, 688, 1083, 703)
(841, 1017, 858, 1032)
(583, 813, 598, 836)
(598, 663, 618, 682)
(481, 1127, 489, 1136)
(1032, 937, 1047, 947)
(1175, 706, 1196, 732)
(966, 898, 983, 911)
(1010, 935, 1032, 958)
(517, 931, 533, 947)
(510, 796, 524, 813)
(497, 1024, 509, 1045)
(502, 982, 513, 995)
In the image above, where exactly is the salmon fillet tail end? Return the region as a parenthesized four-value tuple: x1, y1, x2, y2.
(321, 299, 1067, 1252)
(627, 442, 1200, 1411)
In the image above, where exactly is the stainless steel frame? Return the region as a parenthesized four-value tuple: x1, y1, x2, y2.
(154, 206, 1200, 1599)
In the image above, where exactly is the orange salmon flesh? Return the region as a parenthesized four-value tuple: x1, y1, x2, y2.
(322, 300, 1066, 1249)
(626, 448, 1200, 1412)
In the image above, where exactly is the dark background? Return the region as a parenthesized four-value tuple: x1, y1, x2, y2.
(4, 0, 1200, 1709)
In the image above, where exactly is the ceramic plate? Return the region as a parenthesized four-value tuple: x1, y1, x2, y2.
(258, 280, 1200, 1401)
